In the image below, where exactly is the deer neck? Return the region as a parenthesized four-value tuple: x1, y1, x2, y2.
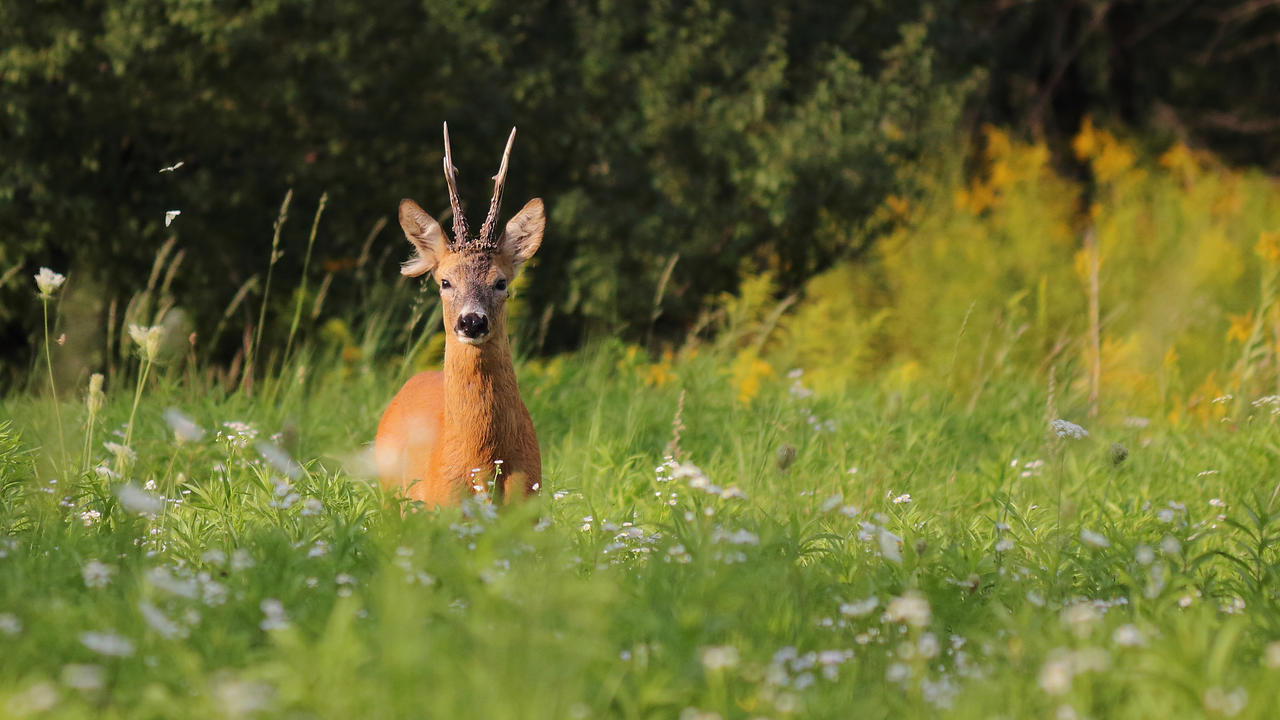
(441, 324, 519, 465)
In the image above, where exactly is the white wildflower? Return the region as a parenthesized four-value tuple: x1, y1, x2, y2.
(117, 484, 164, 515)
(213, 677, 274, 717)
(884, 592, 931, 628)
(1080, 529, 1110, 548)
(0, 613, 22, 635)
(127, 324, 165, 361)
(839, 597, 879, 617)
(219, 422, 259, 450)
(1203, 687, 1248, 717)
(995, 537, 1014, 553)
(79, 509, 102, 526)
(34, 268, 66, 297)
(1038, 656, 1073, 695)
(162, 408, 205, 443)
(102, 441, 136, 464)
(256, 441, 302, 479)
(917, 632, 940, 658)
(671, 462, 709, 483)
(199, 576, 228, 606)
(699, 645, 740, 671)
(201, 549, 227, 566)
(1112, 624, 1144, 647)
(877, 527, 904, 564)
(1135, 544, 1155, 565)
(819, 493, 843, 513)
(5, 682, 58, 715)
(713, 528, 759, 546)
(1061, 603, 1100, 637)
(138, 601, 184, 639)
(61, 664, 105, 692)
(300, 498, 323, 516)
(259, 599, 290, 631)
(921, 675, 958, 710)
(147, 566, 198, 599)
(817, 649, 852, 666)
(1264, 641, 1280, 669)
(1051, 419, 1089, 440)
(81, 560, 114, 589)
(79, 631, 135, 657)
(93, 465, 119, 480)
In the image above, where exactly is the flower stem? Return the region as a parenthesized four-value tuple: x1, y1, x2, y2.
(124, 357, 152, 449)
(82, 406, 96, 474)
(42, 299, 68, 468)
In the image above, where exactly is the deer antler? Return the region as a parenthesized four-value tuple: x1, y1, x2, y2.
(442, 122, 469, 244)
(480, 127, 517, 245)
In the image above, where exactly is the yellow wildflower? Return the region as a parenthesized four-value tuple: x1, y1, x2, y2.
(730, 352, 774, 404)
(984, 125, 1012, 161)
(1255, 231, 1280, 264)
(988, 161, 1013, 190)
(884, 195, 910, 219)
(1072, 116, 1097, 161)
(1158, 142, 1196, 177)
(1093, 135, 1135, 183)
(1226, 312, 1254, 344)
(641, 352, 676, 387)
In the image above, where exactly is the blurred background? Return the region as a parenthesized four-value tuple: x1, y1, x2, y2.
(3, 0, 1279, 419)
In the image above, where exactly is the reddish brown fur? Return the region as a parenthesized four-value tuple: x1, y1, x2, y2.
(375, 188, 544, 506)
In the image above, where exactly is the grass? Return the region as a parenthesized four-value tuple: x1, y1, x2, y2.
(2, 338, 1280, 719)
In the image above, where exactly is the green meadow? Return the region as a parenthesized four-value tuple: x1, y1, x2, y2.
(3, 331, 1280, 718)
(6, 123, 1280, 719)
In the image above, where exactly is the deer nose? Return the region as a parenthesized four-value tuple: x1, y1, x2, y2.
(457, 312, 489, 338)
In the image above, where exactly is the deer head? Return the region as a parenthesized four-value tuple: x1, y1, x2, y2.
(398, 123, 545, 346)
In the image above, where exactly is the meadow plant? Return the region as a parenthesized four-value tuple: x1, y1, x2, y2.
(34, 268, 67, 466)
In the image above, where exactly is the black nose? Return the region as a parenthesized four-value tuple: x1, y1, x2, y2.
(457, 312, 489, 338)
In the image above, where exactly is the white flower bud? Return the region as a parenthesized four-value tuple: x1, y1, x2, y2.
(34, 267, 66, 298)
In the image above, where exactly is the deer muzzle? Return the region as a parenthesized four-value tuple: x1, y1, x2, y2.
(456, 311, 490, 344)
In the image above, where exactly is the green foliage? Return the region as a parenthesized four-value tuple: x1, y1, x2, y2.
(0, 0, 959, 379)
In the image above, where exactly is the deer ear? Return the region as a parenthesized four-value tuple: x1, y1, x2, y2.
(500, 198, 545, 272)
(398, 199, 447, 277)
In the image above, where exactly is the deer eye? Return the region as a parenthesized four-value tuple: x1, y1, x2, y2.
(439, 278, 452, 290)
(494, 278, 507, 292)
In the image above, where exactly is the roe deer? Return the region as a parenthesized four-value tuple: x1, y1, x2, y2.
(375, 123, 544, 505)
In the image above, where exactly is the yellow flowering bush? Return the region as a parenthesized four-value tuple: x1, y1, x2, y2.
(718, 120, 1280, 424)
